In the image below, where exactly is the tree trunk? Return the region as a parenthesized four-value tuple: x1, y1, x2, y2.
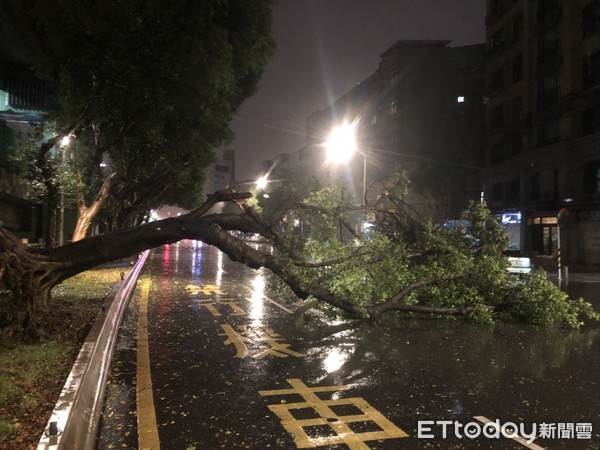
(0, 228, 61, 338)
(0, 191, 254, 338)
(72, 173, 117, 242)
(44, 185, 59, 248)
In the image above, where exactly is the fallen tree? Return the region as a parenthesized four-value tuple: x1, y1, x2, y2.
(1, 182, 598, 339)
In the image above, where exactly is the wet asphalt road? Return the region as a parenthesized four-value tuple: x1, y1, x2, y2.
(97, 241, 600, 450)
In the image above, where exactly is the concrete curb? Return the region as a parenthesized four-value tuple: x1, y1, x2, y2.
(37, 250, 150, 450)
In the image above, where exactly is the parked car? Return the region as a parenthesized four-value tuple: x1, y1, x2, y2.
(504, 250, 532, 275)
(243, 233, 270, 244)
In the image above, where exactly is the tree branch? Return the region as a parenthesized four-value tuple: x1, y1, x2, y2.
(368, 273, 468, 317)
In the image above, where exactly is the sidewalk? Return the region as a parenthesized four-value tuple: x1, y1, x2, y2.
(533, 256, 600, 282)
(546, 272, 600, 283)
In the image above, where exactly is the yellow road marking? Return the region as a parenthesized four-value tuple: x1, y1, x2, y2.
(194, 298, 246, 316)
(186, 283, 226, 295)
(259, 379, 408, 449)
(137, 280, 161, 450)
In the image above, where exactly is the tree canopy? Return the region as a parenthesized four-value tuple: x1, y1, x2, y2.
(1, 0, 275, 240)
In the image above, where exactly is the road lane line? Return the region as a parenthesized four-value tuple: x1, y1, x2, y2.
(474, 416, 545, 450)
(137, 280, 161, 450)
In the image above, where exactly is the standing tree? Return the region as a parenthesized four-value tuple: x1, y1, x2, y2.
(1, 0, 275, 241)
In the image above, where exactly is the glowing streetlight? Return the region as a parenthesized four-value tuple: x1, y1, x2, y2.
(256, 175, 268, 190)
(60, 135, 71, 147)
(325, 123, 357, 163)
(325, 123, 367, 206)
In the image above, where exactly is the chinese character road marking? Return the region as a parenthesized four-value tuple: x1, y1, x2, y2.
(259, 379, 408, 449)
(219, 325, 304, 359)
(194, 299, 245, 316)
(186, 283, 226, 296)
(474, 417, 545, 450)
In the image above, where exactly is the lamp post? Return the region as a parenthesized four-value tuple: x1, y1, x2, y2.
(58, 135, 71, 246)
(325, 123, 371, 240)
(325, 123, 367, 205)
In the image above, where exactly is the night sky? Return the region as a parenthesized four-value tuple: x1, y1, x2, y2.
(231, 0, 486, 180)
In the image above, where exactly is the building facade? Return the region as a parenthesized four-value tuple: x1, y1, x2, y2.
(285, 40, 485, 223)
(484, 0, 600, 266)
(0, 64, 50, 242)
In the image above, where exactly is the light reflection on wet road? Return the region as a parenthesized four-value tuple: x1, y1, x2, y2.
(97, 242, 600, 449)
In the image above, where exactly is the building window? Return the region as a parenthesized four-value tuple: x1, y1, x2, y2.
(511, 131, 523, 155)
(512, 95, 523, 121)
(583, 50, 600, 90)
(512, 15, 523, 44)
(457, 96, 465, 103)
(531, 172, 541, 200)
(584, 161, 600, 194)
(512, 54, 523, 83)
(488, 28, 506, 58)
(583, 1, 600, 38)
(490, 141, 504, 164)
(490, 182, 504, 202)
(506, 178, 520, 204)
(5, 79, 48, 110)
(537, 25, 560, 66)
(489, 0, 506, 17)
(582, 107, 600, 135)
(531, 170, 558, 200)
(537, 72, 559, 110)
(490, 103, 504, 129)
(537, 0, 560, 19)
(489, 66, 505, 93)
(537, 119, 559, 146)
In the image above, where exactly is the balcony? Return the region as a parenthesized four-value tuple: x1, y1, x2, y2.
(536, 3, 562, 31)
(537, 89, 560, 111)
(486, 6, 508, 27)
(537, 45, 562, 71)
(486, 41, 507, 62)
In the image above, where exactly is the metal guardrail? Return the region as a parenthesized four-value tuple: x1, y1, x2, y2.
(37, 250, 150, 450)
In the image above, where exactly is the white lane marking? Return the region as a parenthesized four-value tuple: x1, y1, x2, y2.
(473, 416, 545, 450)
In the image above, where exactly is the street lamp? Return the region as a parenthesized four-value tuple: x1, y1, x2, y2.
(58, 135, 72, 246)
(256, 175, 268, 191)
(325, 123, 356, 164)
(325, 123, 367, 205)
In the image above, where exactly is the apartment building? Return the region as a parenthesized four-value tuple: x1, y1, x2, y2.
(0, 64, 49, 242)
(290, 40, 486, 223)
(484, 0, 600, 266)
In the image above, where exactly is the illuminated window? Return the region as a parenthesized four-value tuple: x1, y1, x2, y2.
(457, 96, 465, 103)
(541, 217, 557, 224)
